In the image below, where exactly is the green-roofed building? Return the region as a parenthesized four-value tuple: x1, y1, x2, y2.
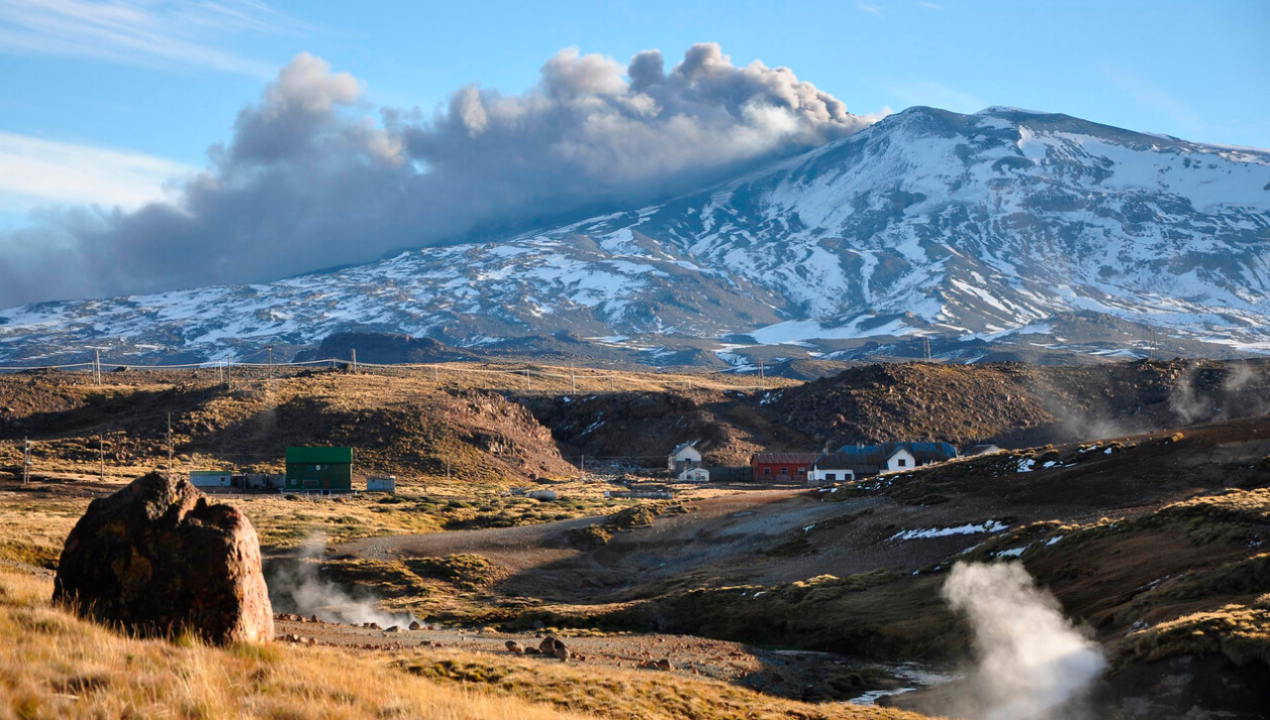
(285, 446, 354, 492)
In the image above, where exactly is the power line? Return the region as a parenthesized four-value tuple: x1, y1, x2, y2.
(1, 354, 782, 394)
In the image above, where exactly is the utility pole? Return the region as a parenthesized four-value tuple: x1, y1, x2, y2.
(524, 367, 530, 391)
(99, 432, 105, 483)
(167, 412, 174, 481)
(94, 349, 102, 385)
(351, 349, 357, 372)
(580, 453, 585, 480)
(267, 345, 273, 380)
(758, 358, 765, 392)
(570, 360, 577, 394)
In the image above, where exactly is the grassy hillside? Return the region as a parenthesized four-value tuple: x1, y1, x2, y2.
(0, 368, 578, 486)
(0, 364, 799, 485)
(0, 567, 935, 720)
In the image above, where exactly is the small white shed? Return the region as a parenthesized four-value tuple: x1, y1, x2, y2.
(807, 464, 856, 486)
(668, 441, 703, 471)
(189, 470, 232, 489)
(678, 467, 710, 483)
(367, 475, 397, 493)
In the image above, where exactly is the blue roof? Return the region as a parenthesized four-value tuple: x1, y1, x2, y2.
(834, 441, 958, 461)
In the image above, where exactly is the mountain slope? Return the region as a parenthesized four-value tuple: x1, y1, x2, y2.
(2, 106, 1269, 366)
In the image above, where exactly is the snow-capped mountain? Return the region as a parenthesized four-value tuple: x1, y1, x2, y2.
(3, 106, 1269, 367)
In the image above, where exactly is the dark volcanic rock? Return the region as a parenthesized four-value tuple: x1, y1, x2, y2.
(53, 471, 274, 645)
(296, 331, 463, 365)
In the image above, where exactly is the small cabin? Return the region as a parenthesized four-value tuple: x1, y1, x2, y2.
(189, 470, 232, 489)
(367, 475, 397, 493)
(678, 467, 710, 483)
(807, 455, 858, 486)
(668, 441, 703, 471)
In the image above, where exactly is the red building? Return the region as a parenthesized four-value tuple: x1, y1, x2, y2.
(750, 452, 821, 483)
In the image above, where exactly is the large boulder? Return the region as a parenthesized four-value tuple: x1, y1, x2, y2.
(53, 471, 274, 644)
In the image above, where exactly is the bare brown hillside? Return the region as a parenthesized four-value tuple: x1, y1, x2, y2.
(0, 369, 575, 484)
(760, 359, 1270, 449)
(520, 389, 818, 467)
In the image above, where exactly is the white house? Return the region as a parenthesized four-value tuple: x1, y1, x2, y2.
(884, 447, 917, 472)
(668, 441, 703, 471)
(809, 442, 959, 484)
(678, 467, 710, 483)
(807, 456, 857, 486)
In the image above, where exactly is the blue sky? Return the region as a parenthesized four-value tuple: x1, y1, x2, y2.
(0, 0, 1267, 229)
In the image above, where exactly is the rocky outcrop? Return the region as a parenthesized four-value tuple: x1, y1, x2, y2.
(53, 471, 274, 645)
(295, 331, 464, 365)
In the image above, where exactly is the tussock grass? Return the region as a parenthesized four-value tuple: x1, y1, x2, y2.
(0, 500, 84, 570)
(0, 569, 597, 720)
(402, 651, 938, 720)
(1118, 603, 1270, 668)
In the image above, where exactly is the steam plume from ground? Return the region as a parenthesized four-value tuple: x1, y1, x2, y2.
(942, 562, 1105, 720)
(266, 534, 415, 627)
(0, 44, 877, 307)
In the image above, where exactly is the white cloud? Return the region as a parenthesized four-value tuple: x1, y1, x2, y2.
(857, 2, 883, 17)
(0, 0, 304, 77)
(0, 131, 193, 212)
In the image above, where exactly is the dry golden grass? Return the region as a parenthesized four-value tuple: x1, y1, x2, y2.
(0, 480, 634, 556)
(0, 568, 596, 720)
(229, 490, 633, 550)
(0, 567, 936, 720)
(1118, 602, 1270, 668)
(403, 651, 938, 720)
(0, 499, 84, 569)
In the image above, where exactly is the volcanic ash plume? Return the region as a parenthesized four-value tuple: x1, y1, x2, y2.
(942, 561, 1106, 720)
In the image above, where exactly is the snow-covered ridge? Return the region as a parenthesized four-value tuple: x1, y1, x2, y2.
(2, 105, 1269, 364)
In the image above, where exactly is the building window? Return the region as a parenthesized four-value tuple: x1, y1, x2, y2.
(897, 458, 907, 467)
(763, 467, 771, 475)
(826, 473, 836, 481)
(797, 467, 806, 474)
(780, 467, 788, 475)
